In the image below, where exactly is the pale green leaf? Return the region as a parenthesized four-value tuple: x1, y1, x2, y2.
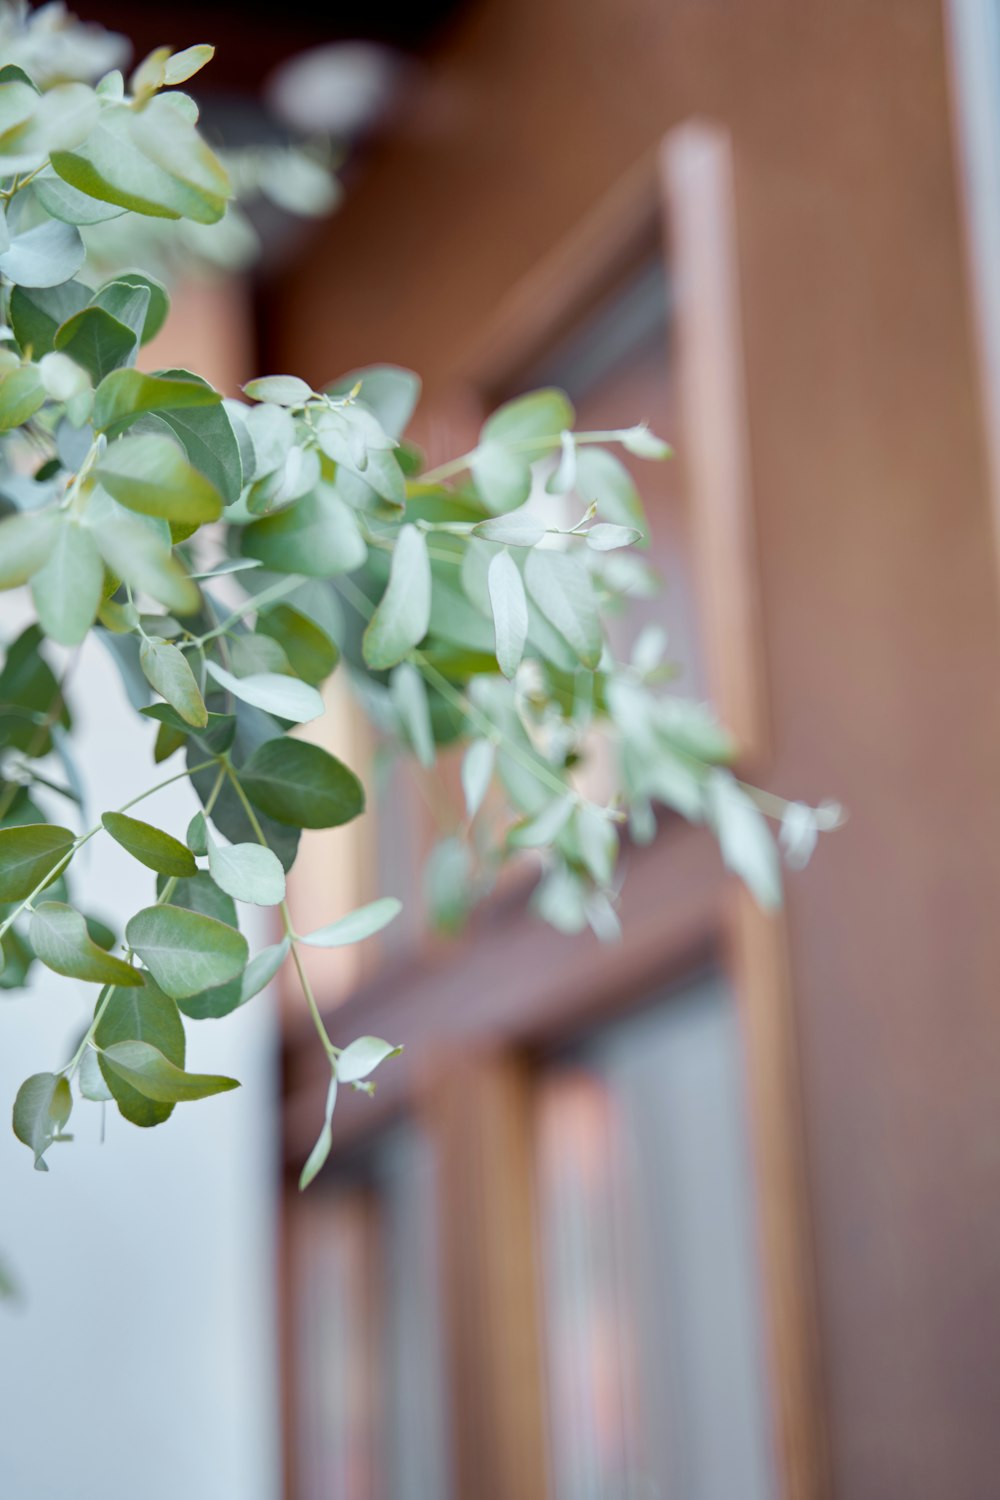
(481, 388, 574, 460)
(299, 1074, 337, 1190)
(243, 374, 313, 406)
(390, 662, 434, 768)
(13, 1072, 72, 1171)
(472, 511, 546, 548)
(337, 1035, 402, 1085)
(524, 548, 602, 668)
(362, 523, 431, 669)
(30, 518, 103, 646)
(204, 661, 324, 724)
(206, 832, 286, 907)
(471, 439, 532, 514)
(487, 549, 528, 679)
(0, 509, 58, 587)
(461, 738, 495, 820)
(300, 897, 402, 948)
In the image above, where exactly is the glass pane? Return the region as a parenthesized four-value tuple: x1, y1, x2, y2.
(536, 972, 776, 1500)
(294, 1128, 451, 1500)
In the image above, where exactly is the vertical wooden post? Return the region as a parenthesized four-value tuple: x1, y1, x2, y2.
(663, 121, 830, 1500)
(427, 1052, 549, 1500)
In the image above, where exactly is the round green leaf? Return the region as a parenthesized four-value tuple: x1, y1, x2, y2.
(337, 1034, 402, 1084)
(0, 510, 59, 588)
(125, 903, 248, 1000)
(102, 810, 197, 877)
(241, 487, 366, 577)
(238, 737, 364, 829)
(480, 388, 574, 461)
(95, 976, 186, 1127)
(206, 834, 285, 907)
(13, 1071, 72, 1171)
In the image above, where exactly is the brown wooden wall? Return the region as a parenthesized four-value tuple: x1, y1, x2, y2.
(274, 3, 1000, 1496)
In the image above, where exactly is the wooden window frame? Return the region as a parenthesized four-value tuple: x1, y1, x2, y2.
(281, 123, 829, 1500)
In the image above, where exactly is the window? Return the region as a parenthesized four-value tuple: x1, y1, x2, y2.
(536, 972, 776, 1500)
(293, 1128, 451, 1500)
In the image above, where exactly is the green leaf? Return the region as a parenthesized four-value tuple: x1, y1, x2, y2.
(472, 511, 546, 548)
(243, 375, 313, 406)
(53, 305, 137, 383)
(299, 1074, 337, 1190)
(163, 44, 216, 86)
(619, 424, 672, 460)
(706, 772, 782, 910)
(100, 1040, 239, 1103)
(140, 639, 208, 727)
(125, 903, 249, 1000)
(86, 489, 200, 615)
(237, 937, 290, 1008)
(481, 388, 574, 460)
(30, 902, 143, 986)
(13, 1072, 72, 1171)
(206, 831, 286, 907)
(109, 272, 170, 342)
(228, 632, 290, 678)
(0, 510, 59, 588)
(487, 549, 528, 679)
(30, 518, 103, 646)
(461, 739, 495, 820)
(586, 522, 642, 551)
(390, 662, 434, 768)
(0, 823, 75, 900)
(33, 169, 128, 226)
(186, 811, 208, 856)
(51, 100, 230, 224)
(9, 279, 89, 358)
(524, 549, 602, 668)
(0, 364, 45, 430)
(151, 371, 244, 504)
(362, 523, 431, 670)
(574, 447, 647, 537)
(241, 488, 366, 577)
(95, 976, 185, 1127)
(164, 870, 237, 929)
(471, 440, 532, 514)
(92, 369, 218, 432)
(238, 737, 364, 829)
(204, 661, 324, 724)
(337, 1035, 402, 1084)
(328, 365, 420, 439)
(508, 793, 576, 848)
(257, 604, 338, 685)
(102, 811, 197, 877)
(96, 433, 223, 524)
(0, 219, 84, 287)
(300, 897, 401, 948)
(78, 1047, 113, 1102)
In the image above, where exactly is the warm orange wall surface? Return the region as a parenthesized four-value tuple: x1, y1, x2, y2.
(275, 3, 1000, 1496)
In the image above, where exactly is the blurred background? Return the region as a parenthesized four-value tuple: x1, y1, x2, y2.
(3, 2, 1000, 1498)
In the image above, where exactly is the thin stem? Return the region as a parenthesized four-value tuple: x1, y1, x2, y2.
(0, 757, 219, 944)
(418, 430, 631, 487)
(61, 764, 228, 1082)
(222, 762, 337, 1061)
(186, 575, 307, 649)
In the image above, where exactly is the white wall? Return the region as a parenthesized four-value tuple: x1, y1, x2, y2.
(0, 620, 281, 1500)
